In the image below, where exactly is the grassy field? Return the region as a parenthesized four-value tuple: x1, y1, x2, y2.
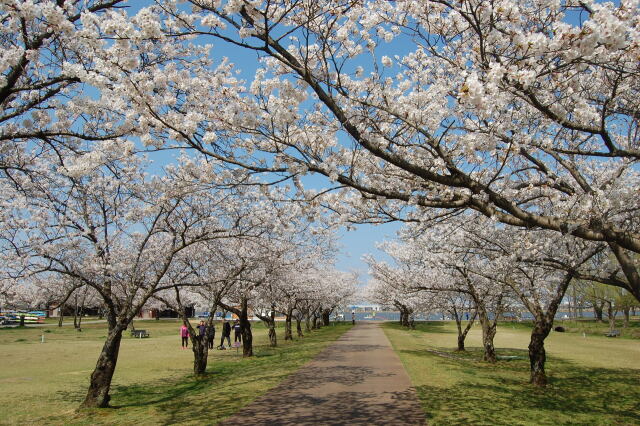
(0, 319, 351, 425)
(383, 320, 640, 425)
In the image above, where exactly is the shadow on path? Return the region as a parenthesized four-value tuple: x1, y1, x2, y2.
(221, 323, 425, 425)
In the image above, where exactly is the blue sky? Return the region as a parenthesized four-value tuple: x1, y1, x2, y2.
(336, 222, 400, 284)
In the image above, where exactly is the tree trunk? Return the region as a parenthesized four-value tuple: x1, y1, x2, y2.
(296, 318, 304, 338)
(191, 336, 208, 375)
(477, 308, 497, 363)
(58, 308, 64, 327)
(607, 303, 616, 332)
(257, 309, 277, 347)
(305, 315, 312, 333)
(454, 308, 476, 352)
(594, 304, 604, 322)
(623, 307, 630, 328)
(481, 321, 497, 363)
(528, 320, 552, 386)
(322, 309, 330, 326)
(73, 297, 79, 329)
(284, 312, 293, 341)
(403, 309, 411, 327)
(239, 299, 253, 357)
(457, 333, 466, 352)
(77, 305, 84, 330)
(267, 321, 277, 347)
(81, 326, 124, 408)
(312, 315, 319, 330)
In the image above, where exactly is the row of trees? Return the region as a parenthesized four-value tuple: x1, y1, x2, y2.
(366, 212, 637, 386)
(0, 145, 355, 407)
(1, 0, 638, 406)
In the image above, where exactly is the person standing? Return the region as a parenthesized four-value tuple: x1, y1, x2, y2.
(207, 321, 216, 349)
(197, 320, 206, 342)
(233, 319, 242, 343)
(180, 323, 189, 349)
(219, 318, 231, 349)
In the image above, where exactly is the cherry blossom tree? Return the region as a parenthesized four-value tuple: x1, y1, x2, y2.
(440, 292, 478, 352)
(0, 145, 266, 406)
(390, 212, 606, 385)
(452, 217, 603, 385)
(369, 233, 510, 362)
(140, 0, 640, 301)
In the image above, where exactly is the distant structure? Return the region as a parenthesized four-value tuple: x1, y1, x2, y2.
(350, 305, 381, 313)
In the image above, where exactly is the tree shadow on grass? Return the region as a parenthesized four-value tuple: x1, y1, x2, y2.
(403, 347, 640, 425)
(50, 362, 305, 424)
(48, 326, 353, 424)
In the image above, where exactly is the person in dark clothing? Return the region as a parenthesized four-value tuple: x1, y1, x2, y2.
(197, 320, 206, 341)
(219, 318, 231, 349)
(207, 322, 216, 349)
(233, 319, 242, 343)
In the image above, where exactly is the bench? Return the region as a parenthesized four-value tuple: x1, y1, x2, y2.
(131, 329, 150, 338)
(604, 330, 620, 337)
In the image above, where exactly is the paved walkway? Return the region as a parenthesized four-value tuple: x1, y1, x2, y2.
(221, 323, 426, 425)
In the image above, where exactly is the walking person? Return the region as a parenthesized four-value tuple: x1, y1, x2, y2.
(233, 319, 242, 343)
(219, 318, 231, 349)
(180, 323, 189, 349)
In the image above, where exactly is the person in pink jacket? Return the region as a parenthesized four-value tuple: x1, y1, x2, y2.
(180, 324, 189, 349)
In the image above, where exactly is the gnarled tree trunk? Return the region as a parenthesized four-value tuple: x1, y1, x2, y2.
(305, 313, 312, 333)
(296, 317, 304, 338)
(322, 308, 331, 326)
(454, 309, 476, 352)
(284, 310, 293, 341)
(82, 325, 124, 408)
(257, 309, 277, 347)
(267, 321, 277, 346)
(481, 320, 497, 363)
(477, 306, 497, 363)
(528, 320, 552, 386)
(239, 298, 253, 357)
(191, 335, 209, 375)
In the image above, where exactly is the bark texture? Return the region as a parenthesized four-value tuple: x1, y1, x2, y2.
(284, 311, 293, 341)
(322, 309, 331, 326)
(82, 327, 123, 408)
(528, 321, 553, 386)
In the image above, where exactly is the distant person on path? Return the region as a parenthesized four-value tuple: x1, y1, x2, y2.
(219, 318, 231, 349)
(180, 324, 189, 349)
(352, 311, 356, 325)
(233, 319, 242, 343)
(197, 320, 206, 342)
(207, 322, 216, 349)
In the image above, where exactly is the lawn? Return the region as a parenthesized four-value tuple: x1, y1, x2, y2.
(0, 319, 352, 425)
(383, 320, 640, 425)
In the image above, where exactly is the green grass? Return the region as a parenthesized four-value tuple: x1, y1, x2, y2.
(0, 319, 351, 425)
(551, 316, 640, 339)
(383, 321, 640, 425)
